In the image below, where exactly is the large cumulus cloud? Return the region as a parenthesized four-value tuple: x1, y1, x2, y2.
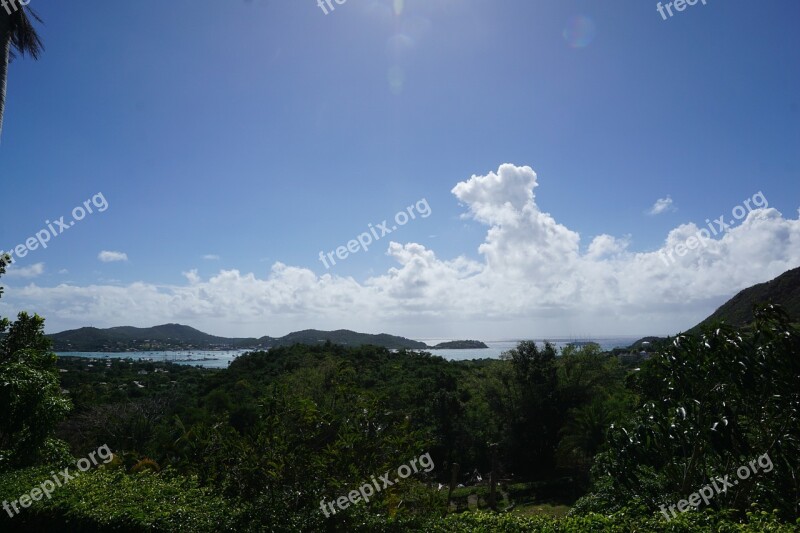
(3, 164, 799, 338)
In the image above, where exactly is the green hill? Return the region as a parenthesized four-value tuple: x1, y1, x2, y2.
(48, 325, 428, 351)
(626, 266, 800, 349)
(690, 266, 800, 332)
(49, 323, 260, 351)
(267, 329, 427, 349)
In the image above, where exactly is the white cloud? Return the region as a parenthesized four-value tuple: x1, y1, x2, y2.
(586, 234, 630, 260)
(647, 195, 676, 215)
(203, 254, 220, 261)
(183, 269, 201, 284)
(3, 164, 799, 339)
(649, 195, 675, 215)
(5, 262, 45, 278)
(98, 251, 128, 263)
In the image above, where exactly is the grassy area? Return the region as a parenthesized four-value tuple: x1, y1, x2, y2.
(447, 482, 574, 517)
(511, 503, 571, 518)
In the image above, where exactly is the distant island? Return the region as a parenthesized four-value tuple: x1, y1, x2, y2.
(47, 324, 488, 352)
(431, 340, 489, 349)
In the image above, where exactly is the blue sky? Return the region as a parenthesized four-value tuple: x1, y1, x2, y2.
(1, 0, 798, 339)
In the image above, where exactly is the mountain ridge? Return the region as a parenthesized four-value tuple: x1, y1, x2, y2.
(689, 266, 800, 332)
(48, 324, 435, 351)
(626, 266, 800, 350)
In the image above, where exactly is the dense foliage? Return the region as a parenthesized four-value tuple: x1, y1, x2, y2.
(575, 305, 800, 521)
(0, 271, 72, 469)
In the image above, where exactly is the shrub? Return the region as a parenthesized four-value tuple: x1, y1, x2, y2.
(0, 466, 244, 532)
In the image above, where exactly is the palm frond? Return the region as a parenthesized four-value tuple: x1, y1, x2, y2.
(8, 7, 44, 62)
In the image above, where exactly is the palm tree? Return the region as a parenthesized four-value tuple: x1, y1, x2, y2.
(0, 5, 43, 141)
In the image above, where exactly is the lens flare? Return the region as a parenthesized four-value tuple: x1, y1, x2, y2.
(563, 15, 596, 48)
(387, 34, 414, 56)
(388, 66, 405, 95)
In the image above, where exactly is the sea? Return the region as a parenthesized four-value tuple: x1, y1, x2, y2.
(420, 337, 638, 361)
(55, 337, 639, 369)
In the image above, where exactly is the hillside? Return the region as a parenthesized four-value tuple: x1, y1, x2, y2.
(626, 266, 800, 349)
(268, 329, 427, 349)
(690, 266, 800, 332)
(49, 324, 260, 352)
(48, 325, 428, 351)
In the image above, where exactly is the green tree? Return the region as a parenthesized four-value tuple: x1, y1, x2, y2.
(555, 344, 635, 483)
(577, 305, 800, 519)
(555, 398, 614, 476)
(491, 341, 561, 480)
(0, 254, 72, 469)
(0, 4, 42, 140)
